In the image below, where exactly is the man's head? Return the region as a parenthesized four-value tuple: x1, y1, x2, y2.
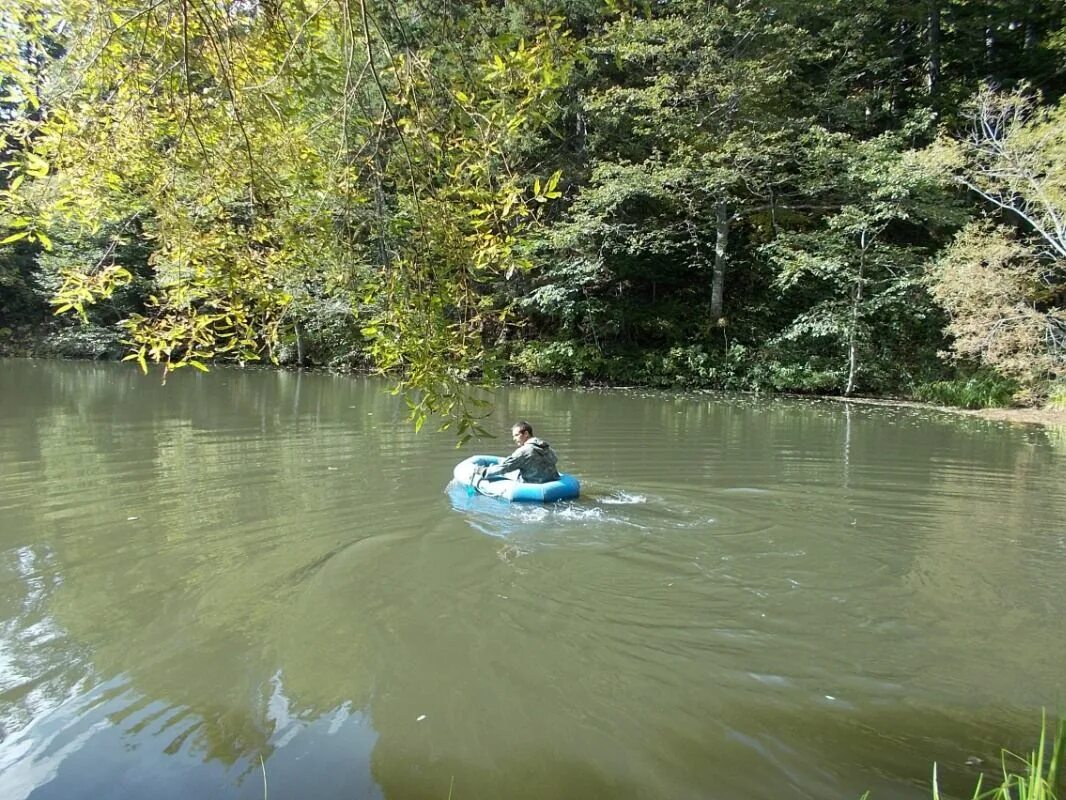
(511, 420, 533, 445)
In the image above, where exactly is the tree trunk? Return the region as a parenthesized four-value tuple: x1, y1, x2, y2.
(845, 231, 867, 396)
(710, 201, 729, 323)
(372, 152, 389, 268)
(984, 13, 996, 76)
(927, 0, 941, 96)
(1024, 3, 1039, 52)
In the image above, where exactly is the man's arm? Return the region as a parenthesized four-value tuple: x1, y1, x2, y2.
(484, 445, 529, 477)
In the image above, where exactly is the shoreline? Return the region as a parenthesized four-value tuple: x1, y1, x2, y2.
(818, 394, 1066, 427)
(3, 350, 1063, 427)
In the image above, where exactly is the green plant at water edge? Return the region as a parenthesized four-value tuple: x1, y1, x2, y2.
(914, 372, 1019, 409)
(933, 715, 1064, 800)
(1047, 383, 1066, 411)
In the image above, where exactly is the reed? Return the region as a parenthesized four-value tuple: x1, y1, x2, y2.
(1047, 383, 1066, 411)
(914, 373, 1019, 409)
(933, 714, 1065, 800)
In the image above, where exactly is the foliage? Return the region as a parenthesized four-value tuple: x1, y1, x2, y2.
(531, 1, 805, 351)
(914, 371, 1020, 409)
(746, 351, 844, 393)
(38, 322, 126, 360)
(929, 89, 1066, 393)
(634, 344, 750, 390)
(1047, 382, 1066, 410)
(945, 87, 1066, 263)
(766, 131, 962, 394)
(2, 1, 1066, 425)
(0, 0, 576, 438)
(510, 339, 757, 389)
(0, 237, 45, 323)
(510, 339, 608, 383)
(931, 221, 1065, 388)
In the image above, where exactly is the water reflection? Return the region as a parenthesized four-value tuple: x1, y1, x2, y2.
(0, 359, 1064, 800)
(0, 673, 381, 800)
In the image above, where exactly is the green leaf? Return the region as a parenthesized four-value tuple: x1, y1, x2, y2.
(0, 231, 29, 244)
(24, 154, 49, 176)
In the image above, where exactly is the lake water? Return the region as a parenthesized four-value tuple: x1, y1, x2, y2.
(0, 358, 1063, 800)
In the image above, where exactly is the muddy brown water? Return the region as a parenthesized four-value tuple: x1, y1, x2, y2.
(1, 359, 1063, 800)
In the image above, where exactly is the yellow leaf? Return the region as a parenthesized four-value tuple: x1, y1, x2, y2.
(25, 154, 49, 175)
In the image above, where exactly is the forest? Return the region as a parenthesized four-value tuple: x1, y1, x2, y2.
(1, 0, 1064, 434)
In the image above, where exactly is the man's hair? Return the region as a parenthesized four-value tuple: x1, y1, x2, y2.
(513, 420, 533, 435)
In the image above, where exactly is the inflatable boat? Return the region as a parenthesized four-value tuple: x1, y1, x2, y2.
(452, 455, 580, 503)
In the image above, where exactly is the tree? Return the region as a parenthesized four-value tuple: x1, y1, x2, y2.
(2, 0, 1064, 408)
(0, 1, 576, 439)
(527, 1, 805, 359)
(929, 87, 1066, 389)
(767, 131, 961, 394)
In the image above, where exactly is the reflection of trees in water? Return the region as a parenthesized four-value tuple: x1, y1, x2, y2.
(0, 545, 93, 738)
(901, 417, 1066, 711)
(0, 523, 288, 769)
(0, 361, 419, 769)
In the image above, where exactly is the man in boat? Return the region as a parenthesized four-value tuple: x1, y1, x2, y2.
(480, 421, 561, 483)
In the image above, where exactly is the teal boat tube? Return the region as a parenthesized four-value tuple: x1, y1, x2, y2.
(453, 455, 580, 503)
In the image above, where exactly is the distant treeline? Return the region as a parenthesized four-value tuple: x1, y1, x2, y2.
(1, 1, 1063, 428)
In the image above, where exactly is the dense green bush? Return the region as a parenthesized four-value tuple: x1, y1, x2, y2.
(509, 341, 609, 382)
(914, 371, 1020, 409)
(277, 301, 367, 369)
(1044, 382, 1066, 410)
(39, 323, 127, 360)
(746, 358, 844, 393)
